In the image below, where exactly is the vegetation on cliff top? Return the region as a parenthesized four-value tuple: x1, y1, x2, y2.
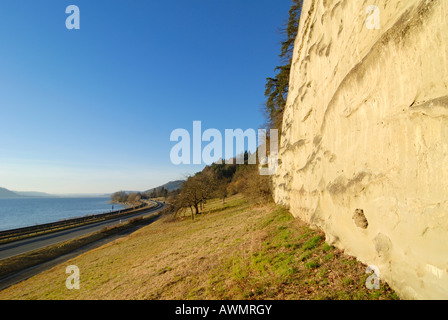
(264, 0, 303, 131)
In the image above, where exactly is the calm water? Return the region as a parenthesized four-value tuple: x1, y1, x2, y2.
(0, 197, 126, 231)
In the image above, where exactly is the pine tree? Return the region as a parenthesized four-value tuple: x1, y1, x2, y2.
(264, 0, 303, 132)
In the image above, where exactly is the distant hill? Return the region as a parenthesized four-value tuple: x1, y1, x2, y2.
(0, 187, 20, 198)
(14, 191, 53, 198)
(144, 180, 184, 193)
(0, 188, 56, 198)
(111, 181, 185, 198)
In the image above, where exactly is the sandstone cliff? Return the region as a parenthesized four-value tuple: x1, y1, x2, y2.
(273, 0, 448, 299)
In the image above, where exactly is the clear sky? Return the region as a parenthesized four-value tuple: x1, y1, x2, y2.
(0, 0, 292, 194)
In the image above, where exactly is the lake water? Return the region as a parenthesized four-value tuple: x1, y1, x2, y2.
(0, 197, 126, 231)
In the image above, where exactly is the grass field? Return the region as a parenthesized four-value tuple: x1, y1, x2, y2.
(0, 195, 398, 300)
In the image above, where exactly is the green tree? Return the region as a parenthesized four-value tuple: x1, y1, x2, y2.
(264, 0, 303, 131)
(162, 187, 168, 199)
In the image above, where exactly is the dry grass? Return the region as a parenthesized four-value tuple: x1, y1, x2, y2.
(0, 195, 398, 300)
(0, 215, 158, 280)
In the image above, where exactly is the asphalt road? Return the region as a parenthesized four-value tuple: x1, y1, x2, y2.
(0, 201, 165, 261)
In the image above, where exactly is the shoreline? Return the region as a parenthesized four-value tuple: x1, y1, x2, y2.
(0, 201, 150, 243)
(0, 204, 163, 291)
(0, 197, 130, 233)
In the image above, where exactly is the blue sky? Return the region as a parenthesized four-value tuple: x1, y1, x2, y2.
(0, 0, 291, 194)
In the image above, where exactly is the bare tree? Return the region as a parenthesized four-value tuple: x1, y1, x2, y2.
(173, 170, 217, 220)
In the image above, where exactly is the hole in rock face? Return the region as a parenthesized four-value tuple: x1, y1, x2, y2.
(353, 209, 368, 229)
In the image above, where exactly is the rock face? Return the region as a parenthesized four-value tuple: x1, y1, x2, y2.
(273, 0, 448, 299)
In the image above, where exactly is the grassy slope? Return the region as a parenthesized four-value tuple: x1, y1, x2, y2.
(0, 195, 398, 300)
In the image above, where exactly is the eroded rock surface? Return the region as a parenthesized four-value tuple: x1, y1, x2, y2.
(273, 0, 448, 299)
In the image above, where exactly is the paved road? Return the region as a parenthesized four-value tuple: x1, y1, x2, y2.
(0, 201, 164, 261)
